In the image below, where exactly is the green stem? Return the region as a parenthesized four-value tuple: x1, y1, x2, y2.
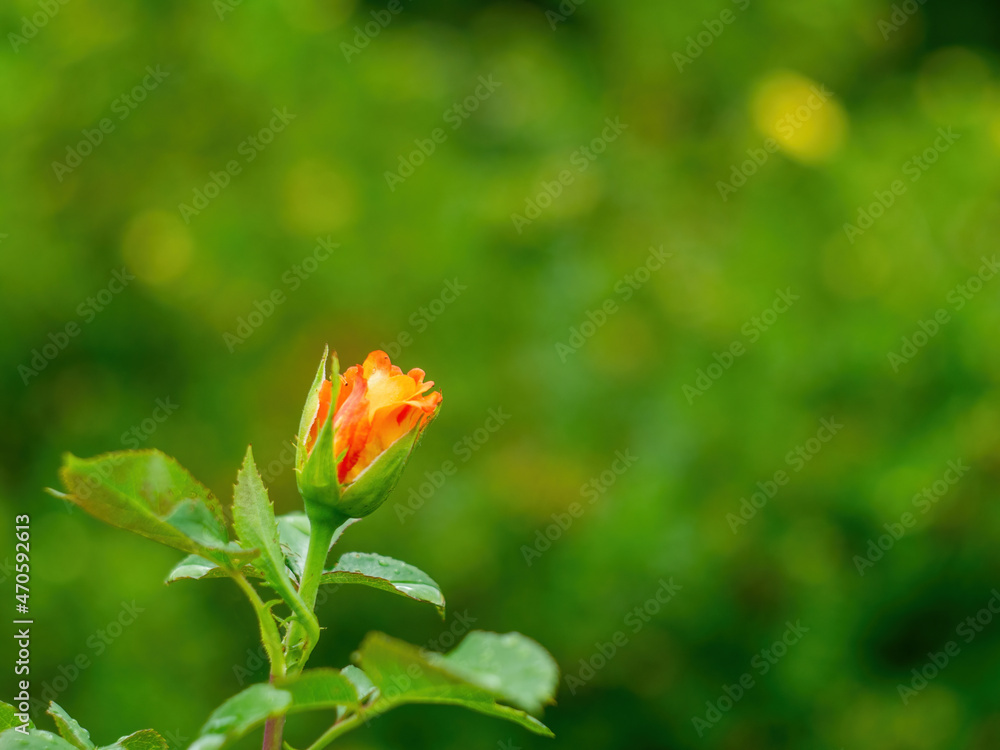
(230, 572, 292, 750)
(261, 706, 285, 750)
(300, 516, 337, 610)
(284, 513, 341, 673)
(230, 570, 285, 678)
(305, 708, 377, 750)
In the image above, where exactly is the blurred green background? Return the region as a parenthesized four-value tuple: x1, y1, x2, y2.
(3, 0, 1000, 747)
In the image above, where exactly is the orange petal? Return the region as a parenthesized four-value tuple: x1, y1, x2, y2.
(334, 369, 372, 482)
(331, 350, 442, 484)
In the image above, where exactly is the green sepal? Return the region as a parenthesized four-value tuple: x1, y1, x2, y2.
(296, 349, 344, 525)
(337, 426, 424, 518)
(295, 346, 338, 474)
(298, 409, 343, 524)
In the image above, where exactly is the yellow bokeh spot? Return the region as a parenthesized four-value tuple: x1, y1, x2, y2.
(121, 210, 193, 284)
(282, 160, 357, 235)
(751, 71, 847, 163)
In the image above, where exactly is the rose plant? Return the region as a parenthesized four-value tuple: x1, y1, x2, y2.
(0, 349, 558, 750)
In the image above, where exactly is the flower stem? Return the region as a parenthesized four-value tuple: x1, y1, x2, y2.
(254, 511, 348, 748)
(230, 570, 285, 678)
(229, 571, 288, 750)
(304, 710, 369, 750)
(261, 712, 285, 750)
(284, 511, 344, 673)
(299, 516, 338, 610)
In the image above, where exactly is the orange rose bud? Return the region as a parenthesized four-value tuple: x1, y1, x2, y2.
(296, 348, 441, 519)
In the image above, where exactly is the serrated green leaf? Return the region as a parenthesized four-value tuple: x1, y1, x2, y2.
(356, 633, 554, 737)
(165, 555, 226, 582)
(232, 448, 313, 628)
(435, 631, 558, 714)
(164, 556, 264, 584)
(275, 512, 359, 582)
(276, 668, 358, 713)
(0, 700, 32, 731)
(190, 685, 292, 750)
(320, 553, 445, 616)
(162, 501, 228, 549)
(46, 704, 93, 750)
(341, 666, 377, 704)
(0, 730, 78, 750)
(99, 729, 168, 750)
(50, 451, 253, 567)
(274, 513, 310, 581)
(1, 703, 16, 731)
(233, 448, 288, 589)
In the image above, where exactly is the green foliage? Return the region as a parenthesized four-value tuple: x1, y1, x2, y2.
(435, 631, 559, 715)
(320, 552, 445, 616)
(102, 731, 169, 750)
(355, 632, 556, 737)
(340, 667, 377, 704)
(49, 451, 252, 567)
(277, 669, 359, 713)
(0, 704, 28, 732)
(179, 627, 559, 747)
(166, 515, 444, 615)
(45, 705, 93, 750)
(0, 702, 166, 750)
(6, 0, 1000, 745)
(232, 447, 293, 593)
(274, 513, 359, 583)
(44, 350, 556, 750)
(0, 730, 77, 750)
(190, 686, 291, 750)
(164, 555, 232, 584)
(232, 447, 316, 635)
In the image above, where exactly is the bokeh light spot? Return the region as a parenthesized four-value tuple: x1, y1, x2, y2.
(121, 210, 194, 285)
(282, 160, 358, 235)
(751, 70, 847, 163)
(917, 46, 991, 125)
